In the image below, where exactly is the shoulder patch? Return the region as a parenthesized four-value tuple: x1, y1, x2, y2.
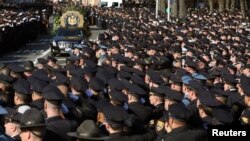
(156, 120, 164, 131)
(241, 117, 249, 124)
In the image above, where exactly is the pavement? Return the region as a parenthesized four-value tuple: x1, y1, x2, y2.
(0, 25, 105, 66)
(88, 25, 105, 41)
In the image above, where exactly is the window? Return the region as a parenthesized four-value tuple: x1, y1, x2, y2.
(112, 2, 119, 7)
(101, 2, 108, 7)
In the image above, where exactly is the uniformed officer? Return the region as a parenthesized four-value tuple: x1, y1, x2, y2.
(163, 103, 207, 141)
(239, 75, 250, 125)
(13, 79, 32, 114)
(19, 108, 46, 141)
(148, 87, 164, 120)
(4, 107, 22, 141)
(27, 76, 47, 110)
(223, 74, 245, 123)
(42, 85, 77, 141)
(68, 120, 110, 141)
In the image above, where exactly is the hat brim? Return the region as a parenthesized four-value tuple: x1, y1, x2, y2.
(67, 132, 110, 140)
(20, 124, 46, 129)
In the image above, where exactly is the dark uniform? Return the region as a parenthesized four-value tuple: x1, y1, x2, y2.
(240, 75, 250, 125)
(4, 107, 22, 141)
(42, 85, 77, 141)
(164, 126, 207, 141)
(103, 105, 156, 141)
(12, 79, 32, 114)
(164, 104, 207, 141)
(67, 120, 110, 141)
(19, 109, 46, 140)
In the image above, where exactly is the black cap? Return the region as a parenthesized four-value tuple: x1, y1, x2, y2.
(169, 74, 182, 85)
(223, 74, 238, 85)
(67, 120, 110, 140)
(164, 86, 184, 101)
(212, 105, 233, 124)
(150, 87, 165, 98)
(130, 68, 145, 77)
(109, 90, 128, 102)
(4, 107, 22, 123)
(185, 60, 197, 69)
(42, 85, 65, 101)
(0, 74, 14, 84)
(54, 73, 70, 86)
(108, 78, 123, 91)
(27, 76, 48, 93)
(95, 100, 112, 112)
(89, 77, 105, 92)
(240, 75, 250, 96)
(23, 61, 35, 71)
(159, 69, 172, 78)
(7, 64, 24, 73)
(130, 74, 146, 86)
(20, 108, 46, 129)
(47, 56, 57, 62)
(37, 58, 48, 65)
(14, 79, 32, 95)
(187, 80, 204, 91)
(197, 89, 221, 107)
(118, 71, 132, 80)
(127, 83, 146, 97)
(96, 70, 115, 85)
(103, 105, 128, 128)
(244, 64, 250, 69)
(32, 69, 51, 82)
(146, 69, 164, 85)
(70, 77, 86, 92)
(168, 103, 190, 122)
(210, 87, 228, 97)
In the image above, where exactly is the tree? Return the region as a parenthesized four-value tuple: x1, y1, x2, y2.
(171, 0, 186, 19)
(225, 0, 230, 10)
(219, 0, 225, 12)
(208, 0, 214, 13)
(179, 0, 186, 19)
(172, 0, 178, 18)
(159, 0, 166, 14)
(240, 0, 246, 18)
(230, 0, 235, 11)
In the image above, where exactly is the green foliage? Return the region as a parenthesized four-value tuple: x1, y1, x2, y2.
(51, 14, 61, 36)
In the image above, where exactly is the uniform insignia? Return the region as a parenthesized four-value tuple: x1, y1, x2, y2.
(60, 11, 84, 28)
(150, 119, 155, 125)
(241, 117, 249, 124)
(156, 120, 164, 131)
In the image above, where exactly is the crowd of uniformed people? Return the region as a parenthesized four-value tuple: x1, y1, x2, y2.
(0, 2, 250, 141)
(0, 3, 52, 54)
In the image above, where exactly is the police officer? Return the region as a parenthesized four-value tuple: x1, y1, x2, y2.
(19, 108, 46, 141)
(163, 103, 207, 141)
(67, 120, 110, 141)
(4, 107, 22, 141)
(13, 79, 31, 114)
(239, 75, 250, 125)
(42, 85, 77, 141)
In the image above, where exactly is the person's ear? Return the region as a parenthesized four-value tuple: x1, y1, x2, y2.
(27, 131, 31, 139)
(44, 101, 47, 112)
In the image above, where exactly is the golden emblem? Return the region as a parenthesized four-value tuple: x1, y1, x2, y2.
(156, 120, 164, 131)
(60, 11, 84, 28)
(241, 117, 249, 124)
